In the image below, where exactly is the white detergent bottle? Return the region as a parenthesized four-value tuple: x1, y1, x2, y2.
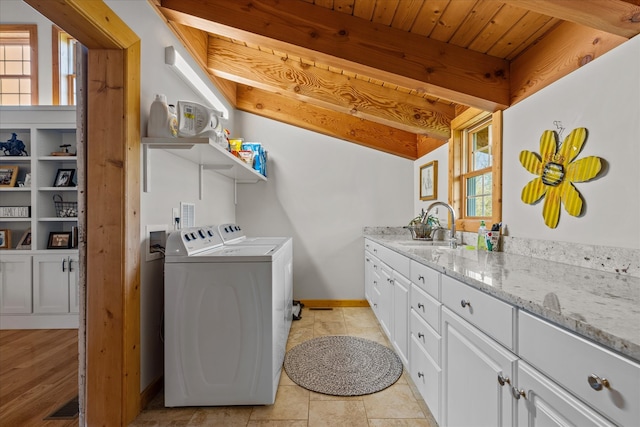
(477, 220, 488, 251)
(147, 94, 178, 137)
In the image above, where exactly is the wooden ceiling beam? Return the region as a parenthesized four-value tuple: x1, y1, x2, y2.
(236, 85, 419, 159)
(511, 21, 627, 104)
(158, 0, 510, 111)
(207, 37, 454, 139)
(503, 0, 640, 38)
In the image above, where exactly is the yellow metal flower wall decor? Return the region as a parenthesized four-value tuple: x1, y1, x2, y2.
(519, 127, 602, 228)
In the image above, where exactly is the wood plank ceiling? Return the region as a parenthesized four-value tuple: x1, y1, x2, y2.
(152, 0, 638, 159)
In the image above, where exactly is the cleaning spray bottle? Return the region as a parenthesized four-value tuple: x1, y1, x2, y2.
(477, 220, 488, 251)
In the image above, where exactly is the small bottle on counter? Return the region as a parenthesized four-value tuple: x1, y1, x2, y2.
(477, 220, 488, 251)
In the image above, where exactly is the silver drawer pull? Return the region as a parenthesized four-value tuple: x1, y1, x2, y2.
(588, 374, 610, 391)
(497, 374, 510, 386)
(511, 387, 526, 400)
(418, 332, 424, 339)
(417, 303, 424, 309)
(418, 275, 425, 282)
(461, 299, 471, 308)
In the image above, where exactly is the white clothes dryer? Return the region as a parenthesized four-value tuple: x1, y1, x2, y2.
(164, 225, 293, 407)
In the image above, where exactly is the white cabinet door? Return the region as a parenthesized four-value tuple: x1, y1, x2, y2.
(442, 307, 518, 427)
(392, 272, 409, 365)
(515, 361, 616, 427)
(68, 254, 79, 313)
(0, 254, 32, 314)
(378, 264, 393, 338)
(33, 254, 71, 313)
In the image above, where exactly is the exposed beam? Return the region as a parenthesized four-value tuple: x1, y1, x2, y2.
(236, 85, 419, 159)
(503, 0, 640, 39)
(417, 135, 448, 158)
(207, 37, 454, 139)
(158, 0, 510, 111)
(511, 21, 627, 104)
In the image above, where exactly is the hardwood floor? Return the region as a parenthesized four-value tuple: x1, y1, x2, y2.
(0, 329, 79, 426)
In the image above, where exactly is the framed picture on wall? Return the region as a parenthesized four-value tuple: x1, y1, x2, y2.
(419, 160, 437, 201)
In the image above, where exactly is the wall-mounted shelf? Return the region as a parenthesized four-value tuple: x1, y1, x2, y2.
(142, 137, 266, 198)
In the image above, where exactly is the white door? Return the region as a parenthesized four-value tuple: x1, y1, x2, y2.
(441, 307, 517, 427)
(392, 272, 409, 365)
(0, 254, 32, 314)
(515, 361, 616, 427)
(33, 254, 70, 313)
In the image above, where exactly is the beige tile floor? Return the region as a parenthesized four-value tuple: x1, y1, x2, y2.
(130, 307, 438, 426)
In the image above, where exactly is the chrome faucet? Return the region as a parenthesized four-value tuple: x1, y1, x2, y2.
(422, 201, 457, 249)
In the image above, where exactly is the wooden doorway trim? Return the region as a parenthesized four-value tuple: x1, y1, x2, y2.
(23, 1, 141, 425)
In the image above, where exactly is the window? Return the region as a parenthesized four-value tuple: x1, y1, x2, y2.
(52, 26, 77, 105)
(449, 108, 502, 231)
(0, 25, 38, 105)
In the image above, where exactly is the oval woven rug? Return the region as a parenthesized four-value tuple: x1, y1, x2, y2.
(283, 335, 403, 396)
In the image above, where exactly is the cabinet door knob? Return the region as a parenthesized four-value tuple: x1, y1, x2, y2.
(511, 387, 526, 400)
(69, 259, 74, 272)
(417, 303, 424, 310)
(497, 374, 510, 386)
(461, 299, 471, 308)
(417, 372, 424, 378)
(62, 259, 67, 272)
(418, 332, 424, 339)
(418, 275, 425, 282)
(587, 374, 610, 391)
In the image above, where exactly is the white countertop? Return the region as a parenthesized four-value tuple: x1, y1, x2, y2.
(364, 233, 640, 362)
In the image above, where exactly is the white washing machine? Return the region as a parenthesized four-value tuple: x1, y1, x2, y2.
(164, 225, 293, 407)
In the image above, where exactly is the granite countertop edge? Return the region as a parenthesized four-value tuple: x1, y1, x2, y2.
(364, 232, 640, 363)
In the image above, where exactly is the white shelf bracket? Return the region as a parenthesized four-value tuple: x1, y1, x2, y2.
(199, 164, 204, 200)
(143, 144, 150, 193)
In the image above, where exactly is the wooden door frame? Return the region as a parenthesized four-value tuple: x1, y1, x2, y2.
(24, 1, 141, 425)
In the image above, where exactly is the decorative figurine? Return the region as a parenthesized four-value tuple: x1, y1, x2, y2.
(0, 133, 28, 156)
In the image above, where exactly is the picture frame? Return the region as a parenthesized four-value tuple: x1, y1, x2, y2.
(419, 160, 438, 201)
(16, 228, 31, 250)
(53, 168, 75, 187)
(47, 231, 72, 249)
(0, 229, 10, 249)
(0, 165, 18, 187)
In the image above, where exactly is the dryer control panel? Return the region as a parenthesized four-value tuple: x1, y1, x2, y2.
(166, 225, 224, 256)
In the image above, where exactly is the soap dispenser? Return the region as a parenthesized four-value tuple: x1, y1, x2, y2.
(477, 220, 488, 251)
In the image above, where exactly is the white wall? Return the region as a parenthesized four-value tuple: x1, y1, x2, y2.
(414, 144, 450, 225)
(236, 112, 414, 300)
(502, 35, 640, 249)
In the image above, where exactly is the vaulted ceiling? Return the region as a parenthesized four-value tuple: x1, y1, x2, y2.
(152, 0, 639, 159)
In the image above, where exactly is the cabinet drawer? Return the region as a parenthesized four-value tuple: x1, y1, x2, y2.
(410, 334, 441, 424)
(411, 283, 440, 332)
(410, 309, 441, 364)
(377, 245, 410, 278)
(519, 311, 640, 427)
(441, 275, 514, 349)
(410, 260, 440, 299)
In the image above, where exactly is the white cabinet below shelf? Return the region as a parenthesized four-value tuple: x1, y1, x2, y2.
(142, 137, 266, 196)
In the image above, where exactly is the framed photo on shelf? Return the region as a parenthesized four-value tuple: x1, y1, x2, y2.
(53, 169, 75, 187)
(16, 228, 31, 250)
(0, 229, 10, 249)
(47, 231, 72, 249)
(0, 165, 18, 187)
(419, 160, 438, 201)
